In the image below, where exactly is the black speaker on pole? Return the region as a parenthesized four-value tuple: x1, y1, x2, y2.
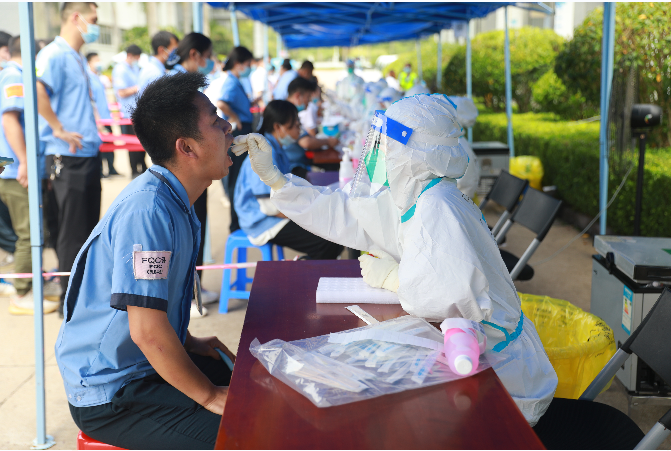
(630, 104, 662, 236)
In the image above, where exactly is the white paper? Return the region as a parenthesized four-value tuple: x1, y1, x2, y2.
(316, 277, 400, 304)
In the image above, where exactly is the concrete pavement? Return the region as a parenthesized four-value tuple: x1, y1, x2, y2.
(0, 151, 668, 449)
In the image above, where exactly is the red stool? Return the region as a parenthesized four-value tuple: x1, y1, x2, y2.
(76, 431, 126, 450)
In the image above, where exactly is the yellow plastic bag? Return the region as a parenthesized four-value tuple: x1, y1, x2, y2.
(519, 293, 616, 399)
(510, 156, 544, 190)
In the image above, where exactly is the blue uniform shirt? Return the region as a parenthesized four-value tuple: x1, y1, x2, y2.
(272, 69, 298, 100)
(218, 73, 252, 124)
(87, 68, 111, 120)
(0, 61, 46, 179)
(112, 61, 140, 118)
(138, 56, 165, 96)
(235, 133, 291, 238)
(55, 166, 201, 407)
(36, 36, 101, 158)
(282, 132, 311, 171)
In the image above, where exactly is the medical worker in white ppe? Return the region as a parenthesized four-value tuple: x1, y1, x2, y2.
(231, 94, 558, 426)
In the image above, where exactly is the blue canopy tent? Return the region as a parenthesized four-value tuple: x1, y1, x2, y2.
(17, 2, 611, 448)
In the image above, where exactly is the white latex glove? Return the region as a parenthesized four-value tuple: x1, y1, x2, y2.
(358, 251, 400, 293)
(230, 133, 287, 190)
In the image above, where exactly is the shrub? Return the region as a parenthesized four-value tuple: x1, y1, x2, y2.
(473, 112, 671, 237)
(555, 4, 671, 146)
(531, 70, 596, 120)
(443, 28, 565, 113)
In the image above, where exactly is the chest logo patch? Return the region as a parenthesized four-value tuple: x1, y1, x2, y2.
(133, 251, 171, 280)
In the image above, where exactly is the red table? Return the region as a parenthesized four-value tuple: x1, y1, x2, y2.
(216, 261, 544, 449)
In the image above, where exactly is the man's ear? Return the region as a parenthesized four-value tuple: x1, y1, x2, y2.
(175, 138, 198, 161)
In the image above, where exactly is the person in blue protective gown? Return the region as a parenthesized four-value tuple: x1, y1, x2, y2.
(234, 100, 342, 260)
(231, 94, 558, 426)
(55, 72, 236, 450)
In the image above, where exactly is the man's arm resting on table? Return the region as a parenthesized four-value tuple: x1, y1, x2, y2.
(36, 81, 82, 154)
(2, 112, 28, 187)
(127, 305, 231, 415)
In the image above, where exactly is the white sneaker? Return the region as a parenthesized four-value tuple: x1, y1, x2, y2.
(9, 290, 59, 315)
(190, 301, 208, 319)
(0, 253, 14, 267)
(43, 280, 63, 300)
(200, 289, 219, 305)
(0, 280, 17, 297)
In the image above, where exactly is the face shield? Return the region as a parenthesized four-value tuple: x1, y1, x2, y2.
(350, 110, 413, 198)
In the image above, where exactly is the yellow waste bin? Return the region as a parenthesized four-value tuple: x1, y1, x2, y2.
(510, 156, 544, 190)
(519, 293, 616, 399)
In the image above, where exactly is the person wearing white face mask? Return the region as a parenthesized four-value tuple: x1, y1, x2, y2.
(217, 46, 255, 234)
(112, 44, 144, 177)
(232, 94, 558, 426)
(35, 1, 104, 317)
(233, 100, 343, 260)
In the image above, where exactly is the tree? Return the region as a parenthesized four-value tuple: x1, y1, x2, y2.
(443, 28, 564, 112)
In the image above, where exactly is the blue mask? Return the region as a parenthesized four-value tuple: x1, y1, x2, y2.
(296, 104, 306, 112)
(78, 17, 100, 44)
(347, 67, 354, 74)
(239, 66, 252, 78)
(312, 98, 319, 104)
(199, 59, 215, 75)
(278, 134, 297, 147)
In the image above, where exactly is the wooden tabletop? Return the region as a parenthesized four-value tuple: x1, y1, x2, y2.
(216, 260, 543, 449)
(312, 147, 343, 165)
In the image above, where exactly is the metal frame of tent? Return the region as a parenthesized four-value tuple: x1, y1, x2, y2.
(18, 2, 614, 448)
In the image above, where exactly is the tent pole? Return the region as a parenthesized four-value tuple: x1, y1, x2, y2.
(263, 24, 270, 104)
(192, 2, 203, 33)
(229, 3, 240, 47)
(436, 32, 442, 90)
(19, 3, 55, 449)
(504, 6, 514, 157)
(277, 34, 282, 59)
(416, 39, 422, 81)
(466, 20, 473, 144)
(599, 3, 616, 235)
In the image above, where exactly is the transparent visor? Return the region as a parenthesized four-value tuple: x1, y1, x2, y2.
(350, 111, 413, 198)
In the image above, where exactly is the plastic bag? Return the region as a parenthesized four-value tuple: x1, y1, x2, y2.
(509, 156, 544, 190)
(519, 293, 616, 399)
(249, 315, 490, 408)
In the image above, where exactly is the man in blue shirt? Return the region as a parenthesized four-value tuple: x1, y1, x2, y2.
(137, 30, 178, 95)
(56, 71, 236, 449)
(272, 58, 298, 100)
(86, 52, 119, 177)
(0, 36, 59, 315)
(36, 2, 104, 318)
(113, 44, 146, 177)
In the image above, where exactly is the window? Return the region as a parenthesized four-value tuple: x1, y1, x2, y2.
(99, 25, 113, 46)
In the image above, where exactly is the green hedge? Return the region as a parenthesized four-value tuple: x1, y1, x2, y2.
(473, 112, 671, 237)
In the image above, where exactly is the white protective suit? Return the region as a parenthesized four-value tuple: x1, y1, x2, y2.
(404, 84, 431, 96)
(449, 96, 481, 199)
(377, 87, 402, 110)
(234, 94, 557, 425)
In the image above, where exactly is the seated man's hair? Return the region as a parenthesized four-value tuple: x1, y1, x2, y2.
(281, 59, 292, 71)
(287, 76, 316, 98)
(0, 31, 11, 49)
(60, 2, 97, 23)
(300, 60, 314, 71)
(85, 52, 98, 62)
(131, 72, 208, 166)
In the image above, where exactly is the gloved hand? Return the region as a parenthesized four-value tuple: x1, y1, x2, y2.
(230, 133, 287, 190)
(358, 251, 400, 292)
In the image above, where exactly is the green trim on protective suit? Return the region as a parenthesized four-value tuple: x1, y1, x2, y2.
(400, 177, 443, 223)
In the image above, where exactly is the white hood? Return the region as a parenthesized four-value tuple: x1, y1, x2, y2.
(383, 94, 469, 215)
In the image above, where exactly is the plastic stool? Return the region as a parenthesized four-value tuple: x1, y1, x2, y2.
(76, 431, 125, 450)
(219, 230, 284, 313)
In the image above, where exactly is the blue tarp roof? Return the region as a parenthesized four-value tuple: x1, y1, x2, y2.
(208, 2, 552, 48)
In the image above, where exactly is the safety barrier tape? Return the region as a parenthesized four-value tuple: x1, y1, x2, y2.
(0, 262, 259, 279)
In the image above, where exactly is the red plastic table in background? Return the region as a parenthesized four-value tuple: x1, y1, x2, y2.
(215, 260, 544, 450)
